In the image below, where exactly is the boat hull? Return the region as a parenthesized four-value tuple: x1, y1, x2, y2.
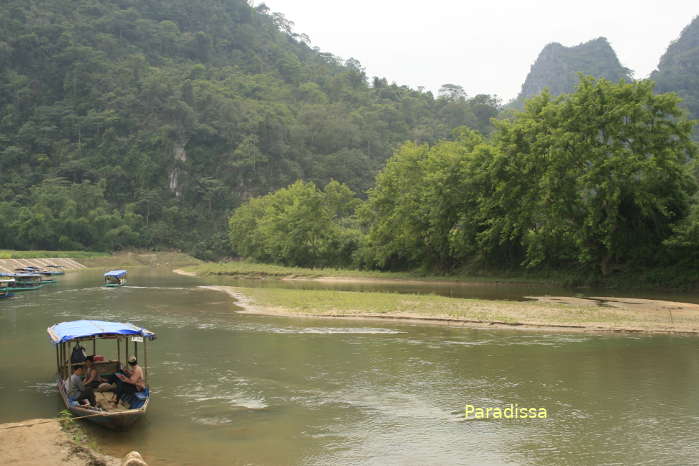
(56, 379, 147, 429)
(9, 284, 43, 291)
(102, 283, 123, 288)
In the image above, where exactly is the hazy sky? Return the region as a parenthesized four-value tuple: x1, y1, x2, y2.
(258, 0, 697, 102)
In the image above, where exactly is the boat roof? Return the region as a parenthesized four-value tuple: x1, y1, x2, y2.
(0, 278, 15, 283)
(104, 270, 127, 278)
(47, 320, 155, 344)
(0, 273, 41, 278)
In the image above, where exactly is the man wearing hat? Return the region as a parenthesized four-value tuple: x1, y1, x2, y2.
(115, 355, 145, 404)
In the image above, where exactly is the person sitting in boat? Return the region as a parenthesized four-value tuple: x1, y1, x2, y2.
(83, 356, 106, 389)
(115, 356, 145, 402)
(68, 365, 96, 407)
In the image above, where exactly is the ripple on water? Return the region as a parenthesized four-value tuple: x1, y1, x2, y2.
(23, 382, 55, 396)
(270, 327, 406, 335)
(174, 378, 269, 411)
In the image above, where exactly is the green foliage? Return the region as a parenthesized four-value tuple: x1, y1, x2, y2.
(361, 77, 698, 275)
(0, 250, 108, 259)
(358, 128, 486, 270)
(481, 78, 696, 274)
(229, 180, 361, 267)
(0, 0, 499, 257)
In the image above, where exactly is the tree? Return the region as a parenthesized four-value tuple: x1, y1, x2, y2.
(479, 77, 697, 274)
(229, 180, 361, 267)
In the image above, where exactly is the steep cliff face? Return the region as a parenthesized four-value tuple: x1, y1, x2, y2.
(651, 16, 699, 138)
(513, 37, 631, 106)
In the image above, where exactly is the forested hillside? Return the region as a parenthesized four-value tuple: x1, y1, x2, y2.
(0, 0, 499, 257)
(512, 38, 631, 107)
(652, 16, 699, 139)
(231, 78, 699, 281)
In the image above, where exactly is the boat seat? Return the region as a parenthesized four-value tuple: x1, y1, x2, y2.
(124, 388, 149, 409)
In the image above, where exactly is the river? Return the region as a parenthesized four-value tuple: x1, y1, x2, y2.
(1, 268, 698, 465)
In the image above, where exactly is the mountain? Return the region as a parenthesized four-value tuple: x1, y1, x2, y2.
(651, 16, 699, 138)
(0, 0, 499, 258)
(512, 37, 632, 106)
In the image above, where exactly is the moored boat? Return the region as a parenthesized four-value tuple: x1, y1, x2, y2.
(103, 270, 127, 287)
(0, 273, 44, 291)
(0, 279, 14, 298)
(14, 265, 62, 280)
(47, 320, 156, 429)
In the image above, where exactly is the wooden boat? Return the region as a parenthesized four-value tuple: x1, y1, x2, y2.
(15, 266, 61, 280)
(47, 320, 156, 429)
(103, 270, 127, 287)
(0, 279, 14, 298)
(0, 273, 44, 291)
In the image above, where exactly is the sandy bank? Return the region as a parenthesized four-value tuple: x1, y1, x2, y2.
(0, 419, 120, 466)
(281, 276, 513, 286)
(199, 285, 699, 336)
(175, 267, 529, 287)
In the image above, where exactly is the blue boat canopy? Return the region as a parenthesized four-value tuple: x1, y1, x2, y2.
(104, 270, 128, 278)
(47, 320, 155, 344)
(0, 273, 41, 278)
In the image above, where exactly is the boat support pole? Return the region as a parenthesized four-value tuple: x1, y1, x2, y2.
(117, 339, 120, 366)
(144, 341, 148, 384)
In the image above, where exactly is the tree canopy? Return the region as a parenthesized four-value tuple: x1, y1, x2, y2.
(0, 0, 499, 258)
(233, 77, 699, 276)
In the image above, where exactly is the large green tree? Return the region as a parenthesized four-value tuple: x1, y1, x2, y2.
(479, 77, 697, 274)
(229, 180, 360, 267)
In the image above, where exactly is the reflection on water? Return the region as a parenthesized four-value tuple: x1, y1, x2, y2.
(0, 269, 698, 465)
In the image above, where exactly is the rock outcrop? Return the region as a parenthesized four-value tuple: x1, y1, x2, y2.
(651, 16, 699, 139)
(513, 37, 631, 106)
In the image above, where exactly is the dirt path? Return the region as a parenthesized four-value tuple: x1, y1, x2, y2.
(0, 419, 120, 466)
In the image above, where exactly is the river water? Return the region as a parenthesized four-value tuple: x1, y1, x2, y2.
(1, 269, 698, 465)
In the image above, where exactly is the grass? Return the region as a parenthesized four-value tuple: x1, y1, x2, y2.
(80, 250, 201, 268)
(0, 250, 109, 259)
(184, 260, 699, 290)
(228, 286, 699, 333)
(182, 260, 539, 284)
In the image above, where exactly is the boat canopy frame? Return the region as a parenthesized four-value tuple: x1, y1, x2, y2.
(47, 320, 155, 383)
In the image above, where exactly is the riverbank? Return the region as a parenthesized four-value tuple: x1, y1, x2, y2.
(179, 260, 699, 290)
(0, 419, 120, 466)
(179, 261, 540, 285)
(0, 250, 201, 270)
(0, 250, 109, 260)
(80, 251, 201, 269)
(202, 286, 699, 335)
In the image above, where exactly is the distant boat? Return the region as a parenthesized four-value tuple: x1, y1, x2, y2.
(15, 265, 63, 278)
(0, 279, 14, 298)
(0, 273, 44, 291)
(47, 320, 156, 429)
(103, 270, 127, 287)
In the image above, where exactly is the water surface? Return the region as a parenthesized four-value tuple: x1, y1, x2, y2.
(1, 269, 698, 465)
